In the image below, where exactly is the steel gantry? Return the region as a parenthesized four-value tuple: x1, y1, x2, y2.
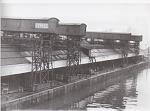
(31, 33, 55, 90)
(1, 18, 86, 90)
(65, 36, 81, 82)
(1, 18, 142, 90)
(1, 32, 56, 90)
(120, 40, 129, 65)
(84, 32, 142, 66)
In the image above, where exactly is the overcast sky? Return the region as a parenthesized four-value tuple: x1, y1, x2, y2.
(1, 1, 150, 49)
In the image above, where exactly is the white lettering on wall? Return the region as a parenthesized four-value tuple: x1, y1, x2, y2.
(35, 23, 48, 29)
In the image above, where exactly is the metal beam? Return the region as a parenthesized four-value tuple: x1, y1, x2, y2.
(85, 32, 142, 42)
(65, 36, 81, 83)
(32, 33, 55, 90)
(1, 18, 87, 36)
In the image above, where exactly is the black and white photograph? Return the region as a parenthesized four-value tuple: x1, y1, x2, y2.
(1, 0, 150, 111)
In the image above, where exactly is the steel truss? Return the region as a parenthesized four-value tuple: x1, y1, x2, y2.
(88, 56, 96, 76)
(119, 40, 129, 65)
(109, 40, 129, 65)
(65, 36, 81, 82)
(32, 33, 55, 89)
(133, 42, 140, 55)
(2, 31, 56, 90)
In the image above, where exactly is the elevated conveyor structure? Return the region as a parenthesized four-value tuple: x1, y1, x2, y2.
(1, 18, 87, 90)
(1, 18, 143, 92)
(83, 32, 142, 65)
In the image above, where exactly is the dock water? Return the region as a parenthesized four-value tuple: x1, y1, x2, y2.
(1, 61, 149, 111)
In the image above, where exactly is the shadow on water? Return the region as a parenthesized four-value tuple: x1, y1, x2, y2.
(29, 66, 150, 110)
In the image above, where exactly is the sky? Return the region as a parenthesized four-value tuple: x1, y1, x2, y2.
(1, 0, 150, 49)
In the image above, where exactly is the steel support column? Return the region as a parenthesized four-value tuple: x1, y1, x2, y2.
(120, 40, 129, 66)
(134, 42, 140, 56)
(65, 36, 81, 82)
(32, 33, 54, 90)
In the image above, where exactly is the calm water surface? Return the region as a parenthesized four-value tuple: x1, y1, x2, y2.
(30, 67, 150, 111)
(84, 68, 150, 111)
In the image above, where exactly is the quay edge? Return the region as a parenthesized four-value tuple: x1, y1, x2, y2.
(1, 61, 150, 111)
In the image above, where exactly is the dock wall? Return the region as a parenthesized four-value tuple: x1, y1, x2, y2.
(2, 61, 149, 111)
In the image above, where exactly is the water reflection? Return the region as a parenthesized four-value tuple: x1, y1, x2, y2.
(85, 68, 150, 111)
(29, 68, 150, 111)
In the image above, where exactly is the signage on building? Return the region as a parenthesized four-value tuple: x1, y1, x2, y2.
(35, 23, 48, 29)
